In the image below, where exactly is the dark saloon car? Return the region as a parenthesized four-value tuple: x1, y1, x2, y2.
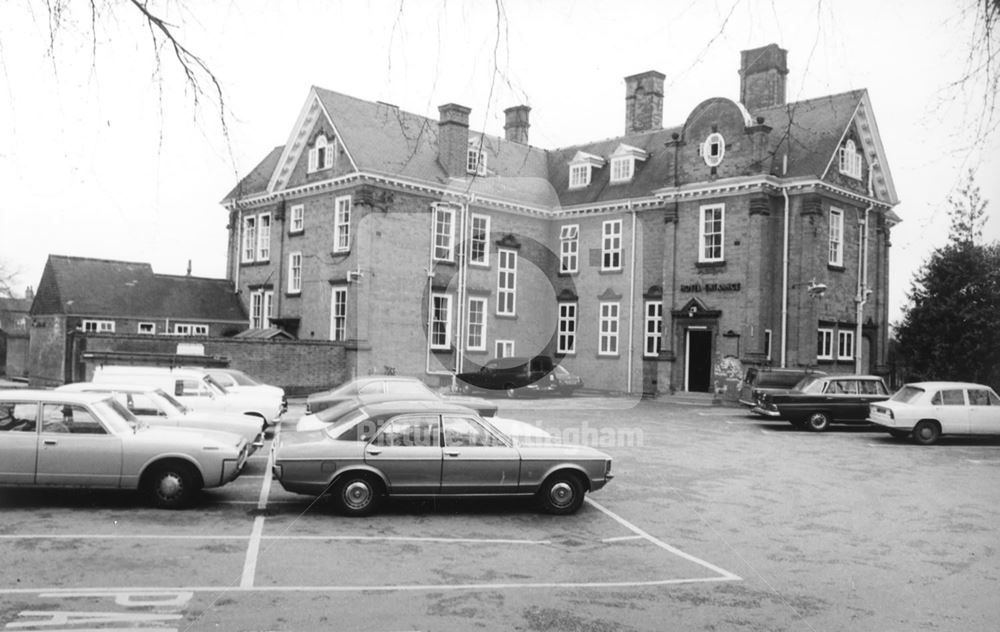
(738, 367, 826, 409)
(305, 376, 497, 416)
(752, 374, 890, 431)
(455, 356, 582, 397)
(273, 400, 613, 516)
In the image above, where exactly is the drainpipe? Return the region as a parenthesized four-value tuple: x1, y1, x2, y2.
(627, 201, 637, 394)
(780, 154, 790, 368)
(454, 197, 471, 381)
(425, 204, 438, 377)
(855, 160, 876, 373)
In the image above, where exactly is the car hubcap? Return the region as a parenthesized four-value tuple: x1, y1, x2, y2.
(158, 473, 183, 500)
(549, 482, 574, 507)
(344, 481, 372, 509)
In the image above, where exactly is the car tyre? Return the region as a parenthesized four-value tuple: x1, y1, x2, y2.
(912, 420, 941, 446)
(537, 471, 586, 515)
(332, 472, 383, 517)
(144, 461, 200, 509)
(806, 412, 831, 432)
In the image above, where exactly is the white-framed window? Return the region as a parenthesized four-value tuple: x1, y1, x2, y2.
(560, 224, 579, 274)
(838, 330, 854, 360)
(430, 293, 452, 350)
(764, 329, 773, 361)
(599, 302, 620, 356)
(174, 323, 208, 336)
(817, 328, 834, 360)
(257, 213, 271, 261)
(308, 134, 334, 172)
(702, 132, 726, 167)
(288, 252, 302, 294)
(644, 301, 663, 357)
(242, 216, 257, 263)
(558, 302, 577, 355)
(466, 143, 487, 176)
(829, 207, 844, 266)
(82, 320, 115, 333)
(469, 214, 490, 266)
(289, 204, 304, 234)
(138, 322, 156, 335)
(610, 157, 634, 183)
(495, 339, 514, 358)
(433, 204, 455, 262)
(466, 297, 487, 351)
(839, 139, 862, 179)
(250, 290, 273, 329)
(330, 287, 347, 341)
(497, 249, 517, 316)
(699, 204, 725, 262)
(333, 195, 352, 253)
(569, 163, 591, 189)
(602, 219, 623, 271)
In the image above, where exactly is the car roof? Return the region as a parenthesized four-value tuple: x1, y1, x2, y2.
(360, 399, 478, 415)
(0, 389, 111, 404)
(814, 375, 884, 380)
(57, 382, 163, 394)
(906, 381, 993, 389)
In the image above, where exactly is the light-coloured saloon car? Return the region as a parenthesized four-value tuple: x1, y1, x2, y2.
(273, 400, 613, 516)
(201, 368, 287, 415)
(0, 389, 248, 508)
(56, 382, 266, 452)
(868, 381, 1000, 445)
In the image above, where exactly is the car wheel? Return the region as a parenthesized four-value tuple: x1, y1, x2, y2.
(806, 412, 831, 432)
(505, 384, 518, 399)
(537, 471, 586, 515)
(144, 461, 200, 509)
(912, 420, 941, 446)
(333, 472, 383, 517)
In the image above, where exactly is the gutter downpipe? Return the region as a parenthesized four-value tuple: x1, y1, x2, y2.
(780, 154, 790, 368)
(425, 204, 438, 377)
(454, 197, 471, 388)
(627, 201, 637, 395)
(855, 161, 876, 373)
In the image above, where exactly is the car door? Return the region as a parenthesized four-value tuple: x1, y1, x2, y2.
(966, 388, 1000, 435)
(930, 388, 970, 434)
(0, 400, 39, 484)
(34, 402, 123, 487)
(440, 414, 520, 494)
(364, 414, 442, 494)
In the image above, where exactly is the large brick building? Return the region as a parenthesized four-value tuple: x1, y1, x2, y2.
(222, 44, 899, 395)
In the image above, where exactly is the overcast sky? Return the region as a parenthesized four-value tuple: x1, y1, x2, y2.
(1, 0, 997, 326)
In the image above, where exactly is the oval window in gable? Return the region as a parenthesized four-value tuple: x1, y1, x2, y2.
(702, 132, 725, 167)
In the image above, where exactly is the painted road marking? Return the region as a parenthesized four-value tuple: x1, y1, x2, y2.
(240, 424, 277, 588)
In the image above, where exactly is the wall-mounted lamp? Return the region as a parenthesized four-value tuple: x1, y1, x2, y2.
(793, 278, 827, 297)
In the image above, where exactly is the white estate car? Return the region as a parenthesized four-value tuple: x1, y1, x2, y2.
(868, 381, 1000, 445)
(0, 389, 247, 508)
(203, 368, 287, 415)
(57, 382, 266, 452)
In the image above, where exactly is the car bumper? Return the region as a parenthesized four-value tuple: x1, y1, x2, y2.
(751, 406, 781, 417)
(220, 447, 249, 484)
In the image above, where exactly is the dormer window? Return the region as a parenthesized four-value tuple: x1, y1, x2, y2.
(609, 144, 649, 184)
(568, 151, 605, 189)
(839, 139, 863, 179)
(308, 134, 334, 173)
(701, 132, 725, 167)
(467, 140, 487, 176)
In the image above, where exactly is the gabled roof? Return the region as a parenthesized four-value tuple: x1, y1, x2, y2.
(226, 84, 897, 211)
(30, 255, 247, 322)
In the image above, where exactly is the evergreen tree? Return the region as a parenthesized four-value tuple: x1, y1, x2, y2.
(895, 172, 1000, 389)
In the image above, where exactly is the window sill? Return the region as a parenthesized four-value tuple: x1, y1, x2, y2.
(696, 260, 726, 269)
(286, 291, 302, 298)
(495, 313, 517, 320)
(827, 263, 846, 272)
(597, 353, 621, 359)
(599, 268, 623, 275)
(289, 230, 304, 237)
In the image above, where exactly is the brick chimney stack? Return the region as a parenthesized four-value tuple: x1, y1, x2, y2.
(503, 105, 531, 144)
(624, 71, 665, 135)
(739, 44, 788, 111)
(438, 103, 471, 178)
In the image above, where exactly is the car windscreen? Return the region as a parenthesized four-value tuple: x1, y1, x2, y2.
(794, 376, 824, 392)
(225, 370, 259, 386)
(156, 390, 188, 413)
(328, 410, 381, 442)
(890, 385, 925, 403)
(204, 375, 229, 395)
(92, 398, 138, 432)
(316, 398, 363, 423)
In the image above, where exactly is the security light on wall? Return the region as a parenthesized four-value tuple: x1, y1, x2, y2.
(806, 280, 827, 296)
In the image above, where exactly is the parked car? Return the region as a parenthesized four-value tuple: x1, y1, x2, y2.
(869, 381, 1000, 445)
(455, 356, 582, 397)
(305, 376, 497, 416)
(56, 382, 265, 452)
(199, 368, 287, 415)
(272, 399, 613, 516)
(738, 367, 826, 409)
(93, 366, 283, 425)
(752, 375, 890, 431)
(0, 389, 248, 508)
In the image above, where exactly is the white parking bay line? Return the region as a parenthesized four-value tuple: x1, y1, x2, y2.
(585, 498, 741, 581)
(240, 433, 276, 589)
